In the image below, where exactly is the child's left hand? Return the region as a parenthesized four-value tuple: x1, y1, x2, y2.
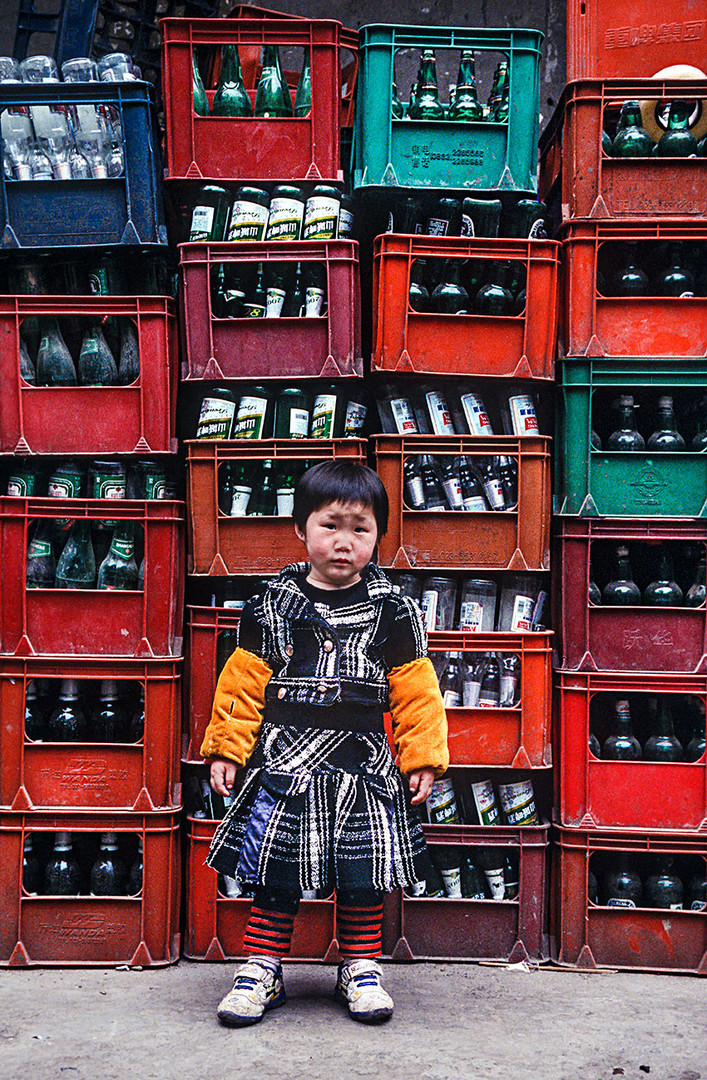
(408, 767, 435, 805)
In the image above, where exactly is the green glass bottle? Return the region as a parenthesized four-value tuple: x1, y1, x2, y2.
(189, 185, 230, 243)
(644, 549, 683, 606)
(97, 521, 139, 590)
(643, 699, 683, 762)
(192, 51, 210, 117)
(118, 319, 139, 385)
(35, 316, 77, 386)
(294, 49, 311, 117)
(408, 51, 445, 120)
(78, 318, 118, 386)
(645, 856, 684, 910)
(647, 395, 685, 451)
(48, 680, 87, 741)
(610, 243, 649, 296)
(607, 395, 645, 451)
(242, 263, 266, 318)
(409, 258, 430, 312)
(686, 710, 706, 762)
(90, 833, 127, 896)
(602, 129, 612, 155)
(656, 243, 694, 297)
(254, 44, 293, 118)
(489, 61, 509, 122)
(44, 832, 81, 895)
(686, 551, 706, 608)
(475, 261, 513, 315)
(274, 387, 310, 439)
(611, 100, 652, 157)
(55, 519, 96, 589)
(282, 261, 304, 317)
(26, 520, 56, 589)
(603, 855, 643, 906)
(391, 81, 404, 119)
(212, 44, 252, 118)
(602, 545, 642, 604)
(430, 260, 469, 313)
(449, 50, 483, 122)
(247, 459, 277, 516)
(602, 699, 642, 760)
(20, 337, 36, 384)
(656, 100, 697, 157)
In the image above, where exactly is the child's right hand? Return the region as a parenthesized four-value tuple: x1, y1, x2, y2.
(210, 758, 237, 797)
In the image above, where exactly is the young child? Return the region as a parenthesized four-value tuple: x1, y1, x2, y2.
(201, 460, 448, 1026)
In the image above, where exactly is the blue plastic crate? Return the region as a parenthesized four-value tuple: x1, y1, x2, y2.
(353, 24, 543, 193)
(0, 82, 166, 248)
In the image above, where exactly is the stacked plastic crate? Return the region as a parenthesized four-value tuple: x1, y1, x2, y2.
(0, 72, 184, 965)
(159, 10, 365, 962)
(353, 24, 558, 962)
(545, 2, 707, 973)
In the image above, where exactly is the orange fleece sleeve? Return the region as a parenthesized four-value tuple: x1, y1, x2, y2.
(388, 656, 449, 779)
(200, 646, 272, 766)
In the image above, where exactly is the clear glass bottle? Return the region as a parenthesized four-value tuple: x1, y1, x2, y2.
(97, 522, 139, 590)
(646, 395, 685, 451)
(606, 395, 645, 451)
(55, 519, 96, 589)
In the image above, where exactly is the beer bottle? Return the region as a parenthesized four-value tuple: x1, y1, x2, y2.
(691, 395, 707, 449)
(265, 265, 287, 318)
(656, 100, 697, 157)
(304, 263, 326, 317)
(391, 80, 404, 119)
(302, 186, 341, 241)
(196, 387, 236, 440)
(403, 458, 425, 509)
(130, 687, 145, 742)
(275, 463, 297, 516)
(423, 385, 456, 435)
(643, 699, 683, 762)
(644, 856, 683, 909)
(19, 337, 36, 384)
(48, 680, 87, 741)
(656, 244, 694, 297)
(607, 395, 645, 451)
(90, 680, 128, 742)
(475, 261, 513, 315)
(687, 863, 706, 910)
(90, 833, 127, 895)
(78, 317, 118, 386)
(497, 456, 518, 510)
(192, 51, 209, 117)
(602, 545, 642, 604)
(459, 457, 487, 511)
(478, 652, 501, 707)
(343, 395, 367, 438)
(425, 197, 462, 237)
(274, 387, 310, 439)
(503, 854, 520, 900)
(128, 838, 143, 896)
(603, 855, 643, 907)
(218, 264, 247, 318)
(26, 520, 56, 588)
(461, 197, 501, 238)
(685, 551, 706, 607)
(440, 459, 463, 510)
(506, 199, 549, 240)
(310, 385, 344, 438)
(589, 729, 602, 758)
(242, 263, 266, 318)
(264, 185, 305, 242)
(610, 242, 649, 296)
(491, 61, 509, 122)
(408, 50, 445, 120)
(117, 319, 139, 385)
(24, 680, 45, 741)
(254, 44, 293, 118)
(647, 395, 685, 451)
(97, 522, 139, 590)
(409, 259, 430, 312)
(337, 193, 355, 239)
(449, 50, 483, 121)
(189, 185, 230, 242)
(228, 463, 254, 516)
(228, 186, 271, 242)
(282, 261, 305, 317)
(461, 654, 485, 705)
(499, 654, 521, 706)
(212, 44, 252, 118)
(644, 549, 683, 606)
(23, 835, 41, 896)
(35, 316, 77, 386)
(460, 391, 494, 435)
(476, 849, 506, 900)
(477, 458, 506, 510)
(420, 456, 447, 510)
(432, 847, 465, 897)
(589, 559, 602, 605)
(502, 387, 539, 436)
(461, 859, 488, 899)
(55, 520, 96, 589)
(430, 260, 469, 314)
(611, 100, 652, 157)
(602, 698, 642, 760)
(247, 460, 276, 516)
(44, 832, 82, 895)
(294, 49, 311, 117)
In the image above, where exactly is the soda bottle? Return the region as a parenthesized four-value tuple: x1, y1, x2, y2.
(644, 549, 683, 606)
(602, 545, 642, 604)
(294, 49, 311, 116)
(644, 856, 683, 909)
(90, 833, 127, 895)
(192, 51, 209, 116)
(656, 100, 697, 157)
(603, 855, 643, 906)
(643, 699, 683, 762)
(44, 832, 82, 895)
(602, 698, 642, 760)
(26, 520, 56, 588)
(647, 395, 685, 451)
(449, 51, 483, 121)
(611, 101, 652, 157)
(607, 395, 645, 451)
(78, 318, 118, 385)
(97, 522, 139, 590)
(48, 679, 87, 741)
(212, 44, 251, 117)
(90, 680, 128, 741)
(35, 316, 77, 386)
(55, 520, 96, 588)
(24, 680, 46, 741)
(439, 653, 462, 707)
(408, 51, 445, 120)
(254, 44, 293, 118)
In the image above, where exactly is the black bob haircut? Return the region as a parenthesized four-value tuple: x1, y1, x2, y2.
(293, 461, 389, 537)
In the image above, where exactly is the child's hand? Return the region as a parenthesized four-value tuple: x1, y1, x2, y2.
(408, 767, 435, 806)
(210, 758, 237, 797)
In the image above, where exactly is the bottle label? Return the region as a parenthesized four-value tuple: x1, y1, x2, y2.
(242, 303, 265, 318)
(442, 475, 462, 509)
(440, 866, 463, 898)
(344, 401, 366, 437)
(144, 474, 168, 500)
(420, 589, 438, 631)
(528, 217, 546, 239)
(189, 204, 215, 242)
(462, 675, 481, 706)
(510, 593, 534, 632)
(691, 900, 707, 911)
(7, 473, 35, 497)
(405, 475, 425, 509)
(509, 394, 539, 436)
(426, 216, 449, 237)
(407, 879, 426, 897)
(483, 477, 505, 510)
(304, 286, 325, 318)
(276, 487, 295, 516)
(227, 200, 269, 242)
(264, 197, 303, 241)
(500, 673, 518, 705)
(338, 207, 354, 238)
(310, 394, 337, 439)
(391, 397, 418, 434)
(483, 867, 506, 900)
(230, 486, 252, 516)
(462, 494, 487, 513)
(289, 407, 310, 438)
(459, 600, 483, 631)
(442, 689, 462, 707)
(461, 393, 493, 435)
(265, 287, 286, 318)
(427, 777, 459, 824)
(478, 689, 500, 708)
(669, 902, 684, 910)
(426, 392, 455, 435)
(196, 396, 235, 440)
(233, 396, 269, 439)
(471, 779, 500, 825)
(94, 477, 126, 500)
(48, 477, 81, 499)
(461, 214, 474, 238)
(302, 195, 340, 241)
(607, 898, 637, 908)
(110, 538, 134, 559)
(498, 779, 538, 825)
(27, 537, 52, 559)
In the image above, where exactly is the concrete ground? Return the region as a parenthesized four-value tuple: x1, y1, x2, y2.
(0, 961, 704, 1080)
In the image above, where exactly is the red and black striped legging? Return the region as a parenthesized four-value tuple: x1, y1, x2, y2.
(243, 886, 384, 960)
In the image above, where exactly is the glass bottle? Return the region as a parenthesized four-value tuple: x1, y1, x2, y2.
(408, 50, 445, 120)
(499, 654, 521, 706)
(24, 680, 45, 741)
(97, 521, 139, 590)
(254, 44, 293, 118)
(48, 679, 87, 741)
(117, 319, 139, 385)
(461, 654, 484, 705)
(189, 185, 230, 243)
(192, 51, 209, 116)
(606, 395, 644, 451)
(603, 855, 643, 906)
(602, 698, 642, 760)
(282, 261, 304, 317)
(90, 833, 127, 895)
(655, 244, 695, 297)
(44, 832, 81, 895)
(459, 579, 497, 632)
(19, 337, 36, 385)
(449, 50, 483, 122)
(643, 699, 683, 762)
(478, 652, 501, 707)
(475, 261, 513, 315)
(130, 687, 145, 742)
(656, 100, 697, 157)
(643, 549, 683, 606)
(78, 317, 118, 386)
(458, 457, 488, 511)
(430, 260, 469, 313)
(294, 49, 311, 117)
(274, 387, 310, 439)
(498, 574, 537, 632)
(426, 777, 460, 825)
(588, 866, 599, 904)
(212, 44, 251, 117)
(439, 652, 462, 707)
(497, 456, 518, 510)
(589, 730, 601, 758)
(476, 848, 506, 899)
(432, 846, 464, 897)
(228, 463, 254, 517)
(610, 242, 649, 296)
(35, 316, 77, 386)
(310, 385, 343, 439)
(691, 395, 707, 450)
(55, 519, 96, 589)
(128, 838, 143, 895)
(477, 458, 506, 511)
(90, 680, 128, 742)
(391, 81, 404, 119)
(686, 864, 706, 910)
(686, 551, 706, 607)
(23, 835, 41, 895)
(247, 460, 276, 516)
(403, 458, 425, 510)
(461, 859, 488, 899)
(420, 456, 447, 510)
(488, 61, 509, 123)
(647, 395, 685, 451)
(26, 520, 56, 588)
(602, 545, 641, 605)
(611, 100, 652, 157)
(644, 856, 684, 909)
(409, 259, 430, 312)
(589, 560, 602, 604)
(242, 262, 266, 318)
(264, 265, 287, 319)
(423, 385, 456, 435)
(440, 459, 463, 511)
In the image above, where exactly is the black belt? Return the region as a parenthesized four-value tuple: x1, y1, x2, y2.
(264, 701, 385, 734)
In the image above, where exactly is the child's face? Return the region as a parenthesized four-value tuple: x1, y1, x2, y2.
(295, 500, 378, 590)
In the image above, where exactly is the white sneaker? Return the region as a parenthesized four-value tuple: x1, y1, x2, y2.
(217, 960, 286, 1027)
(335, 959, 394, 1023)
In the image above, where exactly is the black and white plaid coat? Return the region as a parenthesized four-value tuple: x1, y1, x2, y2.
(206, 562, 432, 894)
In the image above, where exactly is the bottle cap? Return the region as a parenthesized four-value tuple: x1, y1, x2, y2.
(100, 832, 119, 847)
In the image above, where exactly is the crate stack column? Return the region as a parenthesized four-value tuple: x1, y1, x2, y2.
(0, 73, 184, 967)
(545, 5, 707, 973)
(160, 11, 364, 963)
(353, 22, 557, 962)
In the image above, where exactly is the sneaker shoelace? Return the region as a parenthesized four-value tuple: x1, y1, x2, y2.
(349, 969, 380, 989)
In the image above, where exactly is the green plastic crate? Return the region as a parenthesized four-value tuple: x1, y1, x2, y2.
(352, 24, 543, 192)
(556, 356, 707, 518)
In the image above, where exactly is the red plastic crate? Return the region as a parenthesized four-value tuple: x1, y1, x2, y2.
(428, 630, 552, 768)
(0, 296, 178, 455)
(371, 235, 560, 381)
(561, 220, 707, 358)
(185, 605, 240, 763)
(0, 808, 181, 966)
(184, 816, 338, 961)
(179, 240, 362, 379)
(555, 518, 707, 674)
(372, 434, 551, 572)
(186, 438, 366, 575)
(566, 0, 707, 81)
(557, 669, 707, 831)
(0, 497, 184, 658)
(160, 16, 357, 183)
(540, 80, 707, 223)
(384, 821, 549, 962)
(553, 825, 707, 974)
(0, 657, 181, 811)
